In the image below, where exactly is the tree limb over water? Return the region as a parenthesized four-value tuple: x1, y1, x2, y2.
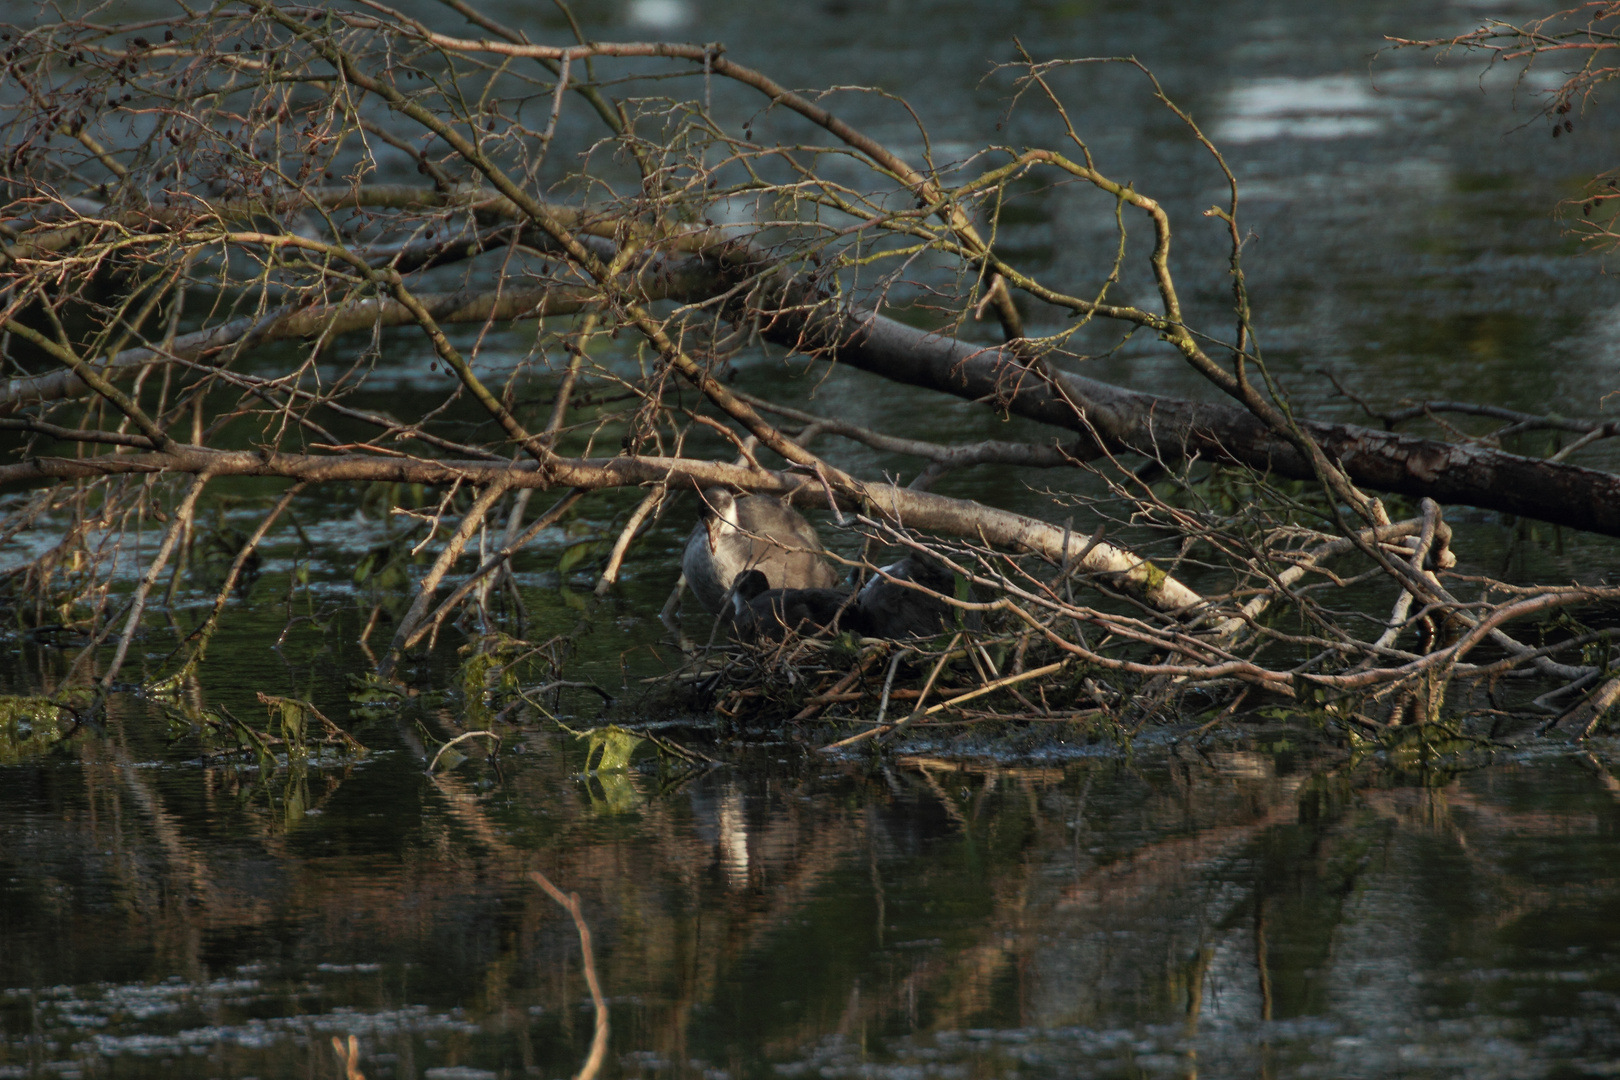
(8, 245, 1616, 534)
(3, 0, 1618, 743)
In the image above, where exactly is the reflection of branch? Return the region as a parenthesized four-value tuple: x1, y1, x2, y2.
(330, 1035, 365, 1080)
(529, 870, 610, 1080)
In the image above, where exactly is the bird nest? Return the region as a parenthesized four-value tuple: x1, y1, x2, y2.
(649, 506, 1220, 752)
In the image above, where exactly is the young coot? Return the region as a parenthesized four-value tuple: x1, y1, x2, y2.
(728, 569, 853, 643)
(853, 556, 972, 639)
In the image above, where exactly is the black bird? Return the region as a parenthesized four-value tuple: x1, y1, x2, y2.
(853, 556, 971, 639)
(681, 489, 839, 613)
(728, 569, 853, 643)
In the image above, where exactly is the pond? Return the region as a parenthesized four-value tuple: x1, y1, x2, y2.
(6, 725, 1620, 1080)
(5, 0, 1620, 1076)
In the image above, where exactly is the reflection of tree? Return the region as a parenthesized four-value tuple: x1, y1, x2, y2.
(4, 727, 1620, 1075)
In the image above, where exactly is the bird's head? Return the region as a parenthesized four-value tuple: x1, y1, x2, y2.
(699, 487, 740, 538)
(729, 569, 771, 615)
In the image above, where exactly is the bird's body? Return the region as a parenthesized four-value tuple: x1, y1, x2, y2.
(728, 569, 852, 643)
(681, 489, 839, 614)
(854, 556, 969, 639)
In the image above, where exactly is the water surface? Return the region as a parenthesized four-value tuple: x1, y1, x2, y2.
(6, 722, 1620, 1080)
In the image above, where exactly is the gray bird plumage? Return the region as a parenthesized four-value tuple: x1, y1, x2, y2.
(681, 489, 839, 614)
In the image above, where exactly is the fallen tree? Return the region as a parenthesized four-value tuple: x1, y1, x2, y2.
(12, 240, 1620, 535)
(2, 0, 1618, 746)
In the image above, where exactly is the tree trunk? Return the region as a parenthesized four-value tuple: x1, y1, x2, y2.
(767, 294, 1620, 537)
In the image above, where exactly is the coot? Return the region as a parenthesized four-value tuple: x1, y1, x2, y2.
(680, 488, 839, 613)
(728, 569, 853, 643)
(853, 556, 972, 639)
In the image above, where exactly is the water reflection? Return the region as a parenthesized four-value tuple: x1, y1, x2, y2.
(3, 719, 1620, 1078)
(626, 0, 692, 31)
(1214, 76, 1386, 143)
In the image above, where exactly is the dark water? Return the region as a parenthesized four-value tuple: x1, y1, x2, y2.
(8, 0, 1620, 1076)
(7, 721, 1620, 1080)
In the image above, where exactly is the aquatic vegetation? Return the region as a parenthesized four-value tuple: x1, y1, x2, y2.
(0, 691, 86, 763)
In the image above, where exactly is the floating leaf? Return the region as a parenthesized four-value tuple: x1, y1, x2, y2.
(348, 676, 407, 722)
